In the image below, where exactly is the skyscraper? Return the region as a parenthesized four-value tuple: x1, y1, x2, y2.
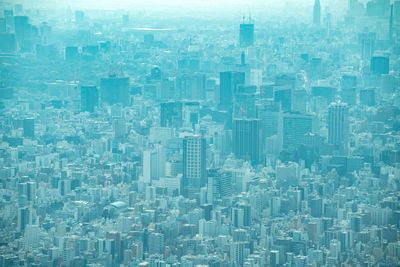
(282, 114, 314, 150)
(81, 85, 98, 112)
(17, 207, 30, 232)
(160, 101, 183, 128)
(14, 16, 30, 41)
(370, 56, 389, 75)
(313, 0, 321, 26)
(328, 102, 349, 153)
(359, 33, 376, 61)
(218, 71, 245, 110)
(239, 19, 254, 47)
(23, 118, 34, 138)
(142, 145, 166, 183)
(232, 118, 262, 164)
(176, 73, 206, 100)
(100, 75, 130, 106)
(182, 135, 206, 199)
(207, 168, 232, 204)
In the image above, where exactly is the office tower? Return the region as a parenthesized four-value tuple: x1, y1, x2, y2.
(207, 168, 232, 203)
(23, 118, 34, 138)
(81, 86, 98, 112)
(234, 85, 258, 118)
(341, 87, 356, 106)
(17, 207, 30, 232)
(232, 119, 262, 164)
(256, 99, 282, 140)
(360, 88, 375, 106)
(328, 102, 349, 153)
(0, 33, 16, 53)
(241, 51, 246, 65)
(100, 75, 130, 106)
(218, 71, 245, 109)
(182, 136, 206, 199)
(239, 19, 254, 47)
(341, 74, 357, 89)
(14, 16, 30, 41)
(359, 33, 376, 61)
(65, 46, 79, 61)
(270, 250, 280, 267)
(370, 56, 389, 75)
(276, 162, 300, 187)
(381, 74, 396, 94)
(230, 242, 245, 266)
(176, 73, 206, 100)
(157, 77, 175, 100)
(351, 215, 362, 232)
(313, 0, 321, 26)
(183, 101, 200, 129)
(75, 10, 84, 24)
(148, 232, 164, 254)
(282, 114, 313, 150)
(14, 4, 23, 15)
(274, 88, 292, 112)
(142, 145, 166, 183)
(113, 118, 126, 138)
(160, 101, 182, 128)
(310, 197, 323, 217)
(24, 224, 40, 249)
(26, 181, 36, 202)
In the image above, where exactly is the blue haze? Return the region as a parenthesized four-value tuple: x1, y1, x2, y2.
(0, 0, 399, 266)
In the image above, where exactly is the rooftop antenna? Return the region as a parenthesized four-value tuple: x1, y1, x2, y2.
(243, 16, 245, 24)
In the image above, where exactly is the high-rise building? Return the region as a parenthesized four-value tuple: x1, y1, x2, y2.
(313, 0, 321, 26)
(112, 118, 126, 138)
(17, 207, 30, 232)
(282, 114, 313, 150)
(0, 33, 16, 53)
(234, 86, 258, 118)
(81, 85, 98, 112)
(14, 16, 30, 41)
(218, 71, 245, 109)
(206, 168, 232, 203)
(239, 20, 254, 47)
(182, 135, 206, 199)
(176, 73, 206, 100)
(100, 75, 130, 106)
(232, 119, 262, 164)
(256, 99, 282, 141)
(160, 101, 182, 128)
(23, 118, 34, 138)
(230, 242, 245, 266)
(328, 102, 349, 153)
(142, 145, 166, 183)
(370, 56, 389, 75)
(148, 232, 164, 254)
(75, 10, 84, 24)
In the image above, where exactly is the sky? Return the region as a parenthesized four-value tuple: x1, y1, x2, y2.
(14, 0, 348, 17)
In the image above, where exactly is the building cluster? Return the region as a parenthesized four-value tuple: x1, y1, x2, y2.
(0, 0, 400, 266)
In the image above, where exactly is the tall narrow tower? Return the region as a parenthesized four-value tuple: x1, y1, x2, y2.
(313, 0, 321, 26)
(182, 135, 206, 199)
(328, 102, 349, 154)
